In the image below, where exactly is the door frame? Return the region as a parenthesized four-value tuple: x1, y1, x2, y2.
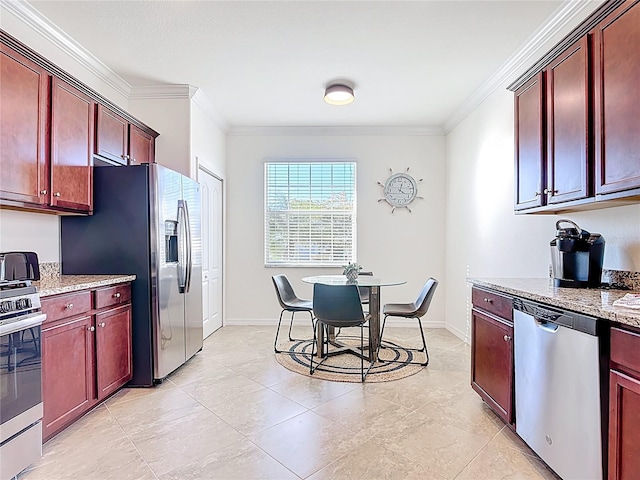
(197, 163, 224, 337)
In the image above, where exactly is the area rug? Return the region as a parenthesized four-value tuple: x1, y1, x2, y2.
(275, 335, 426, 383)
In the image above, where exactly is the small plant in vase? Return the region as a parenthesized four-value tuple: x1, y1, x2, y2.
(343, 262, 362, 282)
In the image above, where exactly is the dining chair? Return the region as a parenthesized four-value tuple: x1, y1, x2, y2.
(272, 274, 314, 354)
(310, 283, 374, 382)
(334, 270, 373, 341)
(378, 277, 438, 366)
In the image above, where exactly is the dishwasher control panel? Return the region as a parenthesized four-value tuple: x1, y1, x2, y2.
(512, 297, 599, 335)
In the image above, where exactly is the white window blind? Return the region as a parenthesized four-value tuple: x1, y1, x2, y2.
(264, 161, 356, 266)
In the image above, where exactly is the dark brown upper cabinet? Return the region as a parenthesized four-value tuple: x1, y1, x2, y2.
(96, 105, 155, 166)
(1, 30, 159, 215)
(593, 0, 640, 198)
(50, 77, 94, 213)
(0, 44, 50, 207)
(514, 73, 545, 211)
(545, 36, 591, 205)
(509, 0, 640, 214)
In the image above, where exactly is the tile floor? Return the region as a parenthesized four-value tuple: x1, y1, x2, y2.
(20, 326, 559, 480)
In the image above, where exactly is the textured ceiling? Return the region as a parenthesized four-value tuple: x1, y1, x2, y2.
(25, 0, 577, 129)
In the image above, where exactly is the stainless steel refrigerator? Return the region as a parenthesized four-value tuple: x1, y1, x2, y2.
(61, 164, 202, 386)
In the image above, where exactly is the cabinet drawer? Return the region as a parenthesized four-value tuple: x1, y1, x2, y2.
(95, 283, 131, 310)
(472, 287, 513, 321)
(611, 327, 640, 374)
(42, 290, 92, 324)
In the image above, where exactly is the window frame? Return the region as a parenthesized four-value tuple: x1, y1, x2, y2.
(263, 159, 357, 268)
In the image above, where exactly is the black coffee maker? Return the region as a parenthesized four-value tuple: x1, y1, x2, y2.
(550, 219, 605, 288)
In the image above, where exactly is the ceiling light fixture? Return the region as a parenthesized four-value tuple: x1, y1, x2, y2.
(324, 84, 354, 105)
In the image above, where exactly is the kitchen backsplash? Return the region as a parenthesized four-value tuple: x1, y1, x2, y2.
(39, 262, 60, 279)
(603, 269, 640, 290)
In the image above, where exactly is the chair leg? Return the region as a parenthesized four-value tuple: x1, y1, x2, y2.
(361, 322, 375, 382)
(360, 323, 364, 382)
(287, 310, 315, 342)
(309, 321, 317, 374)
(377, 315, 429, 366)
(378, 314, 389, 354)
(273, 309, 286, 353)
(416, 317, 429, 367)
(287, 311, 296, 341)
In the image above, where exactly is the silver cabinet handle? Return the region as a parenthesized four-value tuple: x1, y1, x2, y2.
(113, 292, 121, 298)
(504, 335, 512, 342)
(88, 325, 95, 332)
(534, 191, 541, 197)
(483, 298, 493, 304)
(98, 322, 106, 328)
(130, 157, 136, 164)
(65, 303, 74, 309)
(54, 192, 61, 197)
(544, 188, 559, 195)
(40, 189, 47, 195)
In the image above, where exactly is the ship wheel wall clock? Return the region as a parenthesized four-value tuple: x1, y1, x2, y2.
(377, 167, 424, 213)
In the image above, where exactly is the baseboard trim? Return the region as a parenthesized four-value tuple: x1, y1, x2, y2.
(445, 323, 468, 343)
(225, 318, 445, 328)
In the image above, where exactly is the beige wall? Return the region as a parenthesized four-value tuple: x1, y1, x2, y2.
(444, 85, 640, 341)
(225, 133, 447, 326)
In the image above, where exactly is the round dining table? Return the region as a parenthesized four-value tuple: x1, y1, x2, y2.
(302, 275, 406, 361)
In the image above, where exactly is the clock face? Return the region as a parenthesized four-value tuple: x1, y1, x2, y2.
(383, 173, 418, 207)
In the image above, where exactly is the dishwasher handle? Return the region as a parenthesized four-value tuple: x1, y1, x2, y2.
(534, 319, 559, 333)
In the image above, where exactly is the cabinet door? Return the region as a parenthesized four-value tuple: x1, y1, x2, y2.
(95, 304, 132, 400)
(0, 45, 50, 206)
(42, 315, 95, 441)
(51, 77, 94, 212)
(514, 72, 545, 210)
(471, 308, 514, 424)
(129, 125, 155, 165)
(546, 37, 590, 204)
(609, 370, 640, 480)
(96, 104, 128, 165)
(593, 0, 640, 196)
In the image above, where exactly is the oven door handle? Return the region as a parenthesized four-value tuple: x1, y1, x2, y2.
(0, 313, 46, 336)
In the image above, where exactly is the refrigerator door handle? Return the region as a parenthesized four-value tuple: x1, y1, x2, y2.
(177, 200, 188, 293)
(183, 200, 193, 293)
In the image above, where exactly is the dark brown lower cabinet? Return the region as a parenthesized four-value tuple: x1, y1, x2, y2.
(41, 315, 94, 440)
(471, 308, 514, 424)
(96, 305, 133, 399)
(609, 326, 640, 480)
(41, 283, 132, 441)
(609, 370, 640, 480)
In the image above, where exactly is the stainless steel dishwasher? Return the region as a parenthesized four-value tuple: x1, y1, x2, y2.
(513, 298, 607, 480)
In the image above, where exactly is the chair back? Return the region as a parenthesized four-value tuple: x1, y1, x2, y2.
(272, 274, 298, 309)
(413, 278, 438, 317)
(313, 283, 365, 327)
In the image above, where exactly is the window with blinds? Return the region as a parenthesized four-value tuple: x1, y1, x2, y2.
(264, 161, 356, 266)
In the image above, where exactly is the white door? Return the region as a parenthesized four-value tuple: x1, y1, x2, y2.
(199, 167, 223, 338)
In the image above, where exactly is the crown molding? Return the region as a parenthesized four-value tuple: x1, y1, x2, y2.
(227, 125, 445, 136)
(191, 88, 229, 134)
(2, 0, 132, 99)
(129, 85, 228, 133)
(443, 0, 605, 134)
(129, 84, 198, 100)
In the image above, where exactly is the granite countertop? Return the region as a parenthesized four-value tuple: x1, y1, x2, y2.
(35, 274, 136, 297)
(469, 277, 640, 328)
